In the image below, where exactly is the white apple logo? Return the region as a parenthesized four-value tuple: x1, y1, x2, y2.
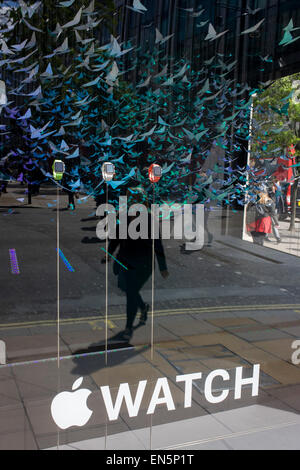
(51, 377, 93, 430)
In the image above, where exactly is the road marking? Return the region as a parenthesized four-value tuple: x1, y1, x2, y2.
(0, 304, 299, 331)
(58, 248, 75, 272)
(9, 249, 20, 274)
(104, 319, 116, 329)
(159, 419, 300, 450)
(88, 319, 116, 330)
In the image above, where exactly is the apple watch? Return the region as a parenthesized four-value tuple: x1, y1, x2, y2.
(52, 160, 65, 181)
(148, 163, 162, 183)
(102, 162, 115, 182)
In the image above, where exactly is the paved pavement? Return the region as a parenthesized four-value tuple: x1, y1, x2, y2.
(1, 183, 300, 449)
(47, 405, 300, 450)
(244, 218, 300, 257)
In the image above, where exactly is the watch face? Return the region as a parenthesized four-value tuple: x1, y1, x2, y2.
(153, 166, 161, 176)
(55, 162, 64, 172)
(105, 164, 114, 173)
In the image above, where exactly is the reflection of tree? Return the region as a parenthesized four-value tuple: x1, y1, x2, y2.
(252, 73, 300, 230)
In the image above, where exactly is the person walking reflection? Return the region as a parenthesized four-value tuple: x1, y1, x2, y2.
(182, 167, 213, 253)
(247, 192, 279, 246)
(101, 187, 169, 341)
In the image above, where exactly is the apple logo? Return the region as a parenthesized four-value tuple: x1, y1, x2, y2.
(51, 377, 93, 430)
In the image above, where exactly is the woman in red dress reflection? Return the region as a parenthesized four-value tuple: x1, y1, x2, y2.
(247, 192, 279, 246)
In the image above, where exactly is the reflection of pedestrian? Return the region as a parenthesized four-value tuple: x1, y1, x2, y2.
(23, 158, 43, 204)
(268, 182, 281, 244)
(247, 193, 278, 246)
(278, 182, 289, 220)
(271, 217, 281, 244)
(0, 158, 8, 196)
(183, 170, 213, 252)
(0, 180, 8, 194)
(65, 188, 75, 210)
(275, 182, 286, 219)
(0, 157, 9, 196)
(102, 188, 169, 341)
(62, 160, 80, 210)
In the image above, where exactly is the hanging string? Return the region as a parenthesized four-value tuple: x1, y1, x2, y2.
(105, 183, 108, 366)
(105, 183, 108, 450)
(56, 183, 60, 450)
(151, 182, 155, 361)
(296, 220, 300, 257)
(150, 184, 155, 448)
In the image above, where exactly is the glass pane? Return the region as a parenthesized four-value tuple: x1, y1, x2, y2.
(0, 348, 153, 450)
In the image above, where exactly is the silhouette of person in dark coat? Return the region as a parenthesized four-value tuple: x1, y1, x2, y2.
(102, 187, 169, 340)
